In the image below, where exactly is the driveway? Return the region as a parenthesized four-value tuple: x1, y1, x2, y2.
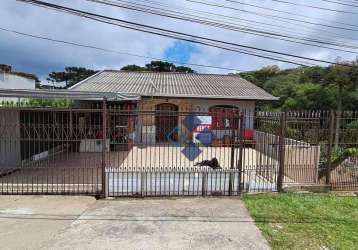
(0, 196, 270, 250)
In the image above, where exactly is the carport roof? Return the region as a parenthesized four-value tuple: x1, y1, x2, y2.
(0, 88, 140, 101)
(69, 70, 278, 101)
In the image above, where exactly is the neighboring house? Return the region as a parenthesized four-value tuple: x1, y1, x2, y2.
(69, 70, 278, 146)
(0, 64, 38, 169)
(0, 64, 37, 105)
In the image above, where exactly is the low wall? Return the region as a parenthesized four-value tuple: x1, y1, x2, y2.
(254, 131, 320, 183)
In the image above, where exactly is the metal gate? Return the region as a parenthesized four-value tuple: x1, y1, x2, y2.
(0, 107, 103, 195)
(104, 108, 278, 197)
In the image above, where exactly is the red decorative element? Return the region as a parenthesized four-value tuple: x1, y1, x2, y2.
(209, 106, 239, 129)
(243, 128, 254, 140)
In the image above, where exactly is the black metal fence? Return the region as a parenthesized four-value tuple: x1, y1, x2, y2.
(0, 108, 103, 195)
(0, 106, 357, 196)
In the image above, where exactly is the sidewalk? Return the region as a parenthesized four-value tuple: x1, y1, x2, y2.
(0, 196, 270, 250)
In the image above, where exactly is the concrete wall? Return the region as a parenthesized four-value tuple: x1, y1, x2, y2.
(0, 109, 21, 171)
(0, 73, 36, 105)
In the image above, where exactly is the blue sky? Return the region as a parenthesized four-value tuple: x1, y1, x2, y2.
(1, 0, 358, 81)
(164, 41, 199, 64)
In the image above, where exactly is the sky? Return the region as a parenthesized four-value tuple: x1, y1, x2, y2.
(1, 0, 358, 83)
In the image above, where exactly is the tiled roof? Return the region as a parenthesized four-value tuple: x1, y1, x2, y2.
(70, 70, 278, 100)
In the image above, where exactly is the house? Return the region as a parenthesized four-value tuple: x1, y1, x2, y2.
(0, 70, 325, 194)
(0, 65, 39, 169)
(0, 64, 37, 105)
(69, 70, 278, 147)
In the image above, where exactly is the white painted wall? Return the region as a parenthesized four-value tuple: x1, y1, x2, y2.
(0, 110, 21, 170)
(0, 73, 36, 105)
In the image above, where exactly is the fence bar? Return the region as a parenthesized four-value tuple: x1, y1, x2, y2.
(326, 110, 335, 186)
(102, 98, 107, 198)
(237, 113, 244, 194)
(228, 114, 237, 196)
(277, 112, 287, 192)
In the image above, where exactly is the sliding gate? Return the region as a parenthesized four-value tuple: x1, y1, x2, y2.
(104, 109, 278, 197)
(0, 106, 282, 196)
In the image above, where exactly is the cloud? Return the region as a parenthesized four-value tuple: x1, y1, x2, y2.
(0, 0, 357, 80)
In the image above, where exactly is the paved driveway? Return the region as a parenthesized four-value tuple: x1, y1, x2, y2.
(0, 196, 270, 250)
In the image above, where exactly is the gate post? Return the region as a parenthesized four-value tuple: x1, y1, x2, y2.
(202, 172, 207, 197)
(277, 112, 287, 192)
(228, 113, 237, 196)
(237, 112, 244, 195)
(326, 110, 335, 186)
(102, 97, 108, 198)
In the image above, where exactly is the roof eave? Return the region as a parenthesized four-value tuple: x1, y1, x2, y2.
(0, 88, 141, 101)
(141, 93, 279, 101)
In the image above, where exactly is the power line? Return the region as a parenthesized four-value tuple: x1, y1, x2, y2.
(315, 0, 358, 8)
(131, 0, 358, 43)
(17, 0, 345, 66)
(188, 0, 358, 32)
(17, 0, 319, 66)
(271, 0, 358, 14)
(219, 0, 358, 29)
(88, 0, 358, 53)
(0, 26, 247, 72)
(136, 0, 358, 44)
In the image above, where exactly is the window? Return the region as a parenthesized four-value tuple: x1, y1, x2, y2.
(209, 105, 239, 129)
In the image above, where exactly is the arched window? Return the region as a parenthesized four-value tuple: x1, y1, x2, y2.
(209, 105, 239, 129)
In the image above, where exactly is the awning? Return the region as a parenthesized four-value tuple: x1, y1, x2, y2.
(0, 88, 141, 101)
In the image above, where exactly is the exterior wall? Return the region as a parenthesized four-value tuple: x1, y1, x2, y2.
(136, 98, 256, 144)
(76, 98, 256, 145)
(0, 73, 36, 105)
(189, 99, 255, 128)
(0, 109, 21, 171)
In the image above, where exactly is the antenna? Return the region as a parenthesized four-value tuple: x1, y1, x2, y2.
(150, 79, 158, 99)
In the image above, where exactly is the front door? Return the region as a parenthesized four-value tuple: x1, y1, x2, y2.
(155, 103, 178, 142)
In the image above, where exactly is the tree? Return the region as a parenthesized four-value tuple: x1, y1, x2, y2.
(46, 67, 98, 89)
(239, 62, 357, 112)
(121, 61, 195, 73)
(121, 64, 146, 71)
(175, 66, 195, 73)
(322, 60, 358, 148)
(318, 147, 358, 180)
(145, 61, 176, 72)
(239, 65, 280, 88)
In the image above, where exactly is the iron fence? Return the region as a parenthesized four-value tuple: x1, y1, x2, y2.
(0, 108, 103, 195)
(0, 105, 357, 196)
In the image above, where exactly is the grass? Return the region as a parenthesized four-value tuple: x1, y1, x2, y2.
(242, 193, 358, 250)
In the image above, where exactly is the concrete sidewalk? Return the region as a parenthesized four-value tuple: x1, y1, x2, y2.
(0, 196, 270, 250)
(0, 196, 96, 250)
